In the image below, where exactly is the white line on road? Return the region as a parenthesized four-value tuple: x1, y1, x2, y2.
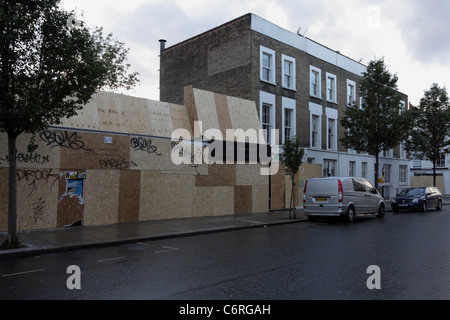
(154, 246, 179, 254)
(2, 269, 45, 277)
(97, 256, 126, 263)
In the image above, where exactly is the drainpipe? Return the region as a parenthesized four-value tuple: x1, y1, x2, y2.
(158, 39, 166, 101)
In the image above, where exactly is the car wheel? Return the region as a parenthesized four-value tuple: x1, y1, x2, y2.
(377, 204, 385, 218)
(422, 201, 427, 213)
(345, 206, 355, 223)
(436, 199, 442, 210)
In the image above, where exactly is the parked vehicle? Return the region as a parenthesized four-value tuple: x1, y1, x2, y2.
(303, 177, 385, 223)
(391, 187, 442, 212)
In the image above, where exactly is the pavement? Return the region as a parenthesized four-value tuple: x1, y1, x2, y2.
(0, 209, 308, 260)
(2, 196, 449, 260)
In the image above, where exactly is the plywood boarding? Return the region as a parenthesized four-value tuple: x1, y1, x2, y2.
(118, 170, 140, 223)
(195, 164, 236, 187)
(193, 186, 234, 217)
(57, 172, 85, 228)
(234, 185, 252, 215)
(192, 88, 220, 138)
(252, 185, 269, 213)
(58, 130, 131, 170)
(236, 164, 268, 186)
(16, 168, 60, 230)
(0, 168, 8, 231)
(298, 163, 322, 206)
(226, 95, 260, 134)
(83, 170, 120, 226)
(270, 164, 286, 210)
(139, 171, 195, 221)
(58, 91, 191, 138)
(0, 132, 61, 169)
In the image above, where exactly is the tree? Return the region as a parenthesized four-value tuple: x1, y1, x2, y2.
(280, 137, 305, 219)
(405, 84, 450, 187)
(0, 0, 139, 249)
(341, 58, 411, 190)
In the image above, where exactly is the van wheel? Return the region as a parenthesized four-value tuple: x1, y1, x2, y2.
(345, 206, 355, 223)
(377, 204, 385, 218)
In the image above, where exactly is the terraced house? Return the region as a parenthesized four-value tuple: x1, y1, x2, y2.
(159, 13, 410, 199)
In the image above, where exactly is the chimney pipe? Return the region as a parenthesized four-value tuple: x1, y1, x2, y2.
(159, 39, 167, 53)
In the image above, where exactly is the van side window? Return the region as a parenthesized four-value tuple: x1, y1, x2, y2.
(353, 179, 366, 192)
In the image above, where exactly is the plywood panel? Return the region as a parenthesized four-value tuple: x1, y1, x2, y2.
(192, 88, 220, 138)
(252, 185, 269, 213)
(193, 186, 234, 217)
(227, 95, 260, 133)
(170, 103, 193, 135)
(139, 171, 194, 221)
(236, 164, 268, 186)
(0, 132, 60, 169)
(58, 130, 131, 170)
(234, 185, 252, 215)
(270, 164, 286, 210)
(59, 94, 100, 131)
(16, 168, 60, 230)
(195, 164, 236, 187)
(57, 172, 85, 228)
(0, 168, 8, 231)
(118, 170, 140, 223)
(83, 170, 120, 226)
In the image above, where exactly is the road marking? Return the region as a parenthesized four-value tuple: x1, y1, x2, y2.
(154, 246, 179, 254)
(97, 256, 125, 263)
(3, 269, 45, 277)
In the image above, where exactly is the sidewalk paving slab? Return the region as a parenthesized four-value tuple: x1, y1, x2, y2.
(0, 209, 307, 260)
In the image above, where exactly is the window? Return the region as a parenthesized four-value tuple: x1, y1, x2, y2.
(382, 164, 392, 183)
(399, 165, 408, 183)
(311, 115, 319, 149)
(282, 97, 296, 143)
(326, 73, 337, 103)
(362, 162, 368, 179)
(323, 159, 336, 177)
(260, 46, 275, 84)
(310, 66, 321, 98)
(347, 79, 356, 106)
(328, 118, 335, 150)
(309, 102, 322, 149)
(260, 91, 276, 145)
(349, 161, 356, 177)
(282, 55, 296, 90)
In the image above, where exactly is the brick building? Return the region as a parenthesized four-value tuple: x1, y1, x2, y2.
(160, 13, 410, 198)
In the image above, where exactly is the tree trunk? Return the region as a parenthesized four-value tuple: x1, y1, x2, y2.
(7, 134, 19, 248)
(291, 180, 296, 219)
(433, 159, 437, 187)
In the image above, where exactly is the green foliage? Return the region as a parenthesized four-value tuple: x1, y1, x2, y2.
(0, 0, 139, 138)
(280, 137, 305, 182)
(405, 84, 450, 185)
(341, 58, 411, 156)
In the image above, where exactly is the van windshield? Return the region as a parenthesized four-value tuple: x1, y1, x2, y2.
(307, 179, 338, 194)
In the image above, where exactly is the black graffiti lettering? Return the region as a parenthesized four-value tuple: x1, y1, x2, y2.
(130, 137, 161, 156)
(16, 169, 60, 197)
(39, 130, 92, 151)
(171, 141, 201, 174)
(32, 198, 46, 222)
(99, 158, 138, 170)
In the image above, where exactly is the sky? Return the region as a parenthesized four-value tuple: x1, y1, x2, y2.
(60, 0, 450, 106)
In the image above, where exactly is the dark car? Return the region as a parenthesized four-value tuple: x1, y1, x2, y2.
(391, 187, 443, 212)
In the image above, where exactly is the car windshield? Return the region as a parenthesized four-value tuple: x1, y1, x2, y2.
(399, 188, 425, 196)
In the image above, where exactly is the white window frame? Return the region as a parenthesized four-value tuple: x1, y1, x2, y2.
(326, 72, 337, 103)
(382, 164, 392, 183)
(362, 162, 368, 179)
(310, 66, 322, 98)
(323, 159, 337, 177)
(347, 79, 356, 106)
(260, 46, 276, 85)
(349, 161, 356, 177)
(399, 165, 408, 183)
(326, 107, 338, 151)
(309, 102, 322, 149)
(281, 55, 296, 91)
(259, 91, 276, 145)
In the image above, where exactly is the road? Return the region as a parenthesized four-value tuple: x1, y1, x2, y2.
(1, 207, 450, 301)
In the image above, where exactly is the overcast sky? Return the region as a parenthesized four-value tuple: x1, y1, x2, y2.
(61, 0, 450, 105)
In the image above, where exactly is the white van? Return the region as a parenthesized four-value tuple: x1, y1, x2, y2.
(303, 177, 385, 223)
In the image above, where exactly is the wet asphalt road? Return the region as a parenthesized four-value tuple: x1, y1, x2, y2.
(1, 207, 450, 300)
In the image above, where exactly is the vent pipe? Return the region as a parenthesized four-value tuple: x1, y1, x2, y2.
(159, 39, 167, 53)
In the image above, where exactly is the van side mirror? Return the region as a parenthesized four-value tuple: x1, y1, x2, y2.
(371, 188, 378, 194)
